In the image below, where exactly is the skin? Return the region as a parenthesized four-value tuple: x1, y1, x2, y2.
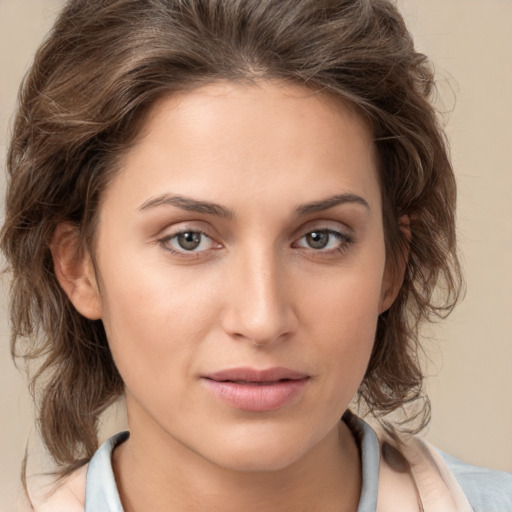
(54, 80, 403, 512)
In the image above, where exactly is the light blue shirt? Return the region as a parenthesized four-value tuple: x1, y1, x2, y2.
(84, 420, 512, 511)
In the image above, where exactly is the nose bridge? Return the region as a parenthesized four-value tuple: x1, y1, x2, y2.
(222, 242, 295, 345)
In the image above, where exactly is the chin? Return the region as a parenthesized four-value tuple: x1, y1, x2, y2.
(200, 425, 318, 473)
(215, 446, 305, 473)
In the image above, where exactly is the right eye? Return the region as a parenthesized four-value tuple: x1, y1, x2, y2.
(159, 230, 220, 255)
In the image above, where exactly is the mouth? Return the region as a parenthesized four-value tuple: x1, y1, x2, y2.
(201, 367, 310, 412)
(204, 366, 309, 383)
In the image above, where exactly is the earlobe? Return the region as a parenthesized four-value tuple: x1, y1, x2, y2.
(379, 215, 410, 314)
(379, 265, 404, 314)
(50, 223, 102, 320)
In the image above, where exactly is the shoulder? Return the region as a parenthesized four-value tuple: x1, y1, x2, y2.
(368, 418, 510, 512)
(21, 431, 128, 512)
(22, 464, 87, 512)
(440, 451, 512, 512)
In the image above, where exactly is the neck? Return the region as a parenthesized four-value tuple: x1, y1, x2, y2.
(113, 414, 361, 512)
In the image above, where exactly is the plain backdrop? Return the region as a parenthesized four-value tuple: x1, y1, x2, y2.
(1, 0, 511, 509)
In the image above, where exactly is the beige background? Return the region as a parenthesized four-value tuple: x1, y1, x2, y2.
(1, 0, 511, 509)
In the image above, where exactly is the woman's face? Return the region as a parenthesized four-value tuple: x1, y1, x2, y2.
(84, 81, 399, 471)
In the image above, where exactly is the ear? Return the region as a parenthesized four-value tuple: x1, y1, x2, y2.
(50, 222, 102, 320)
(379, 215, 410, 314)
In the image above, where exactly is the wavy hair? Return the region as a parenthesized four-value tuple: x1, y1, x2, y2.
(1, 0, 462, 474)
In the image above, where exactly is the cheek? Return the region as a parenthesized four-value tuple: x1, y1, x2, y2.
(299, 264, 385, 390)
(302, 262, 384, 334)
(97, 257, 222, 394)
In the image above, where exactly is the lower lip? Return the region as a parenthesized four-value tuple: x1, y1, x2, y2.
(201, 378, 309, 412)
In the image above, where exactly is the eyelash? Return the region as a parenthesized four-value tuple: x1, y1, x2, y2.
(158, 230, 219, 258)
(293, 229, 354, 255)
(158, 228, 354, 259)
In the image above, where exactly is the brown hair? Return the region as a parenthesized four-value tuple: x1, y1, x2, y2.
(1, 0, 462, 474)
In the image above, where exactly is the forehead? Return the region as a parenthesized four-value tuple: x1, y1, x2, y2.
(139, 80, 374, 162)
(105, 80, 380, 216)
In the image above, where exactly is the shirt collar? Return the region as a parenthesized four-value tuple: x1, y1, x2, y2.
(85, 431, 128, 512)
(84, 419, 380, 512)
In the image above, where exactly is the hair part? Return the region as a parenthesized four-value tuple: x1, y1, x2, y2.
(1, 0, 462, 474)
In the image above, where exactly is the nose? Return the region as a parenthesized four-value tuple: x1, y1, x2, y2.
(220, 248, 298, 346)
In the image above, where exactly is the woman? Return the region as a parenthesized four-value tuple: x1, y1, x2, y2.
(1, 0, 511, 511)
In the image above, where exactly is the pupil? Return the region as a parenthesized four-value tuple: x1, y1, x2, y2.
(307, 231, 328, 249)
(178, 232, 201, 250)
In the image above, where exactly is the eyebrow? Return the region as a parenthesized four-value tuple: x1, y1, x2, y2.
(294, 193, 370, 216)
(138, 192, 369, 218)
(138, 194, 234, 219)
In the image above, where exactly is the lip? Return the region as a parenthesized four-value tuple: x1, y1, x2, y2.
(201, 367, 310, 412)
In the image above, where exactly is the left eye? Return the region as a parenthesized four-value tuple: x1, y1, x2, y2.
(295, 229, 349, 250)
(162, 231, 216, 253)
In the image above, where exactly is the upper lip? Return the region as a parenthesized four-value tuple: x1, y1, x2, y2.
(203, 367, 309, 383)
